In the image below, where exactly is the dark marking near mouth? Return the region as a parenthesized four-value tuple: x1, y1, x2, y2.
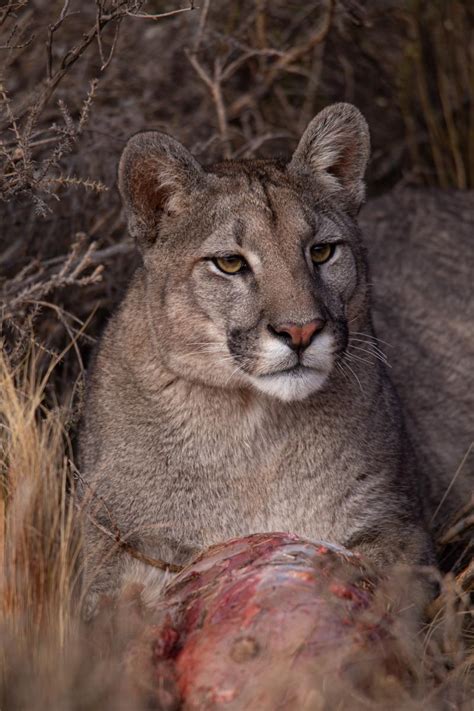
(227, 327, 249, 364)
(227, 324, 261, 371)
(331, 315, 349, 353)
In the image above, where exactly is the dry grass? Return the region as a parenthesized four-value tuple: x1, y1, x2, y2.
(398, 0, 474, 188)
(0, 348, 161, 710)
(0, 346, 78, 706)
(0, 345, 80, 656)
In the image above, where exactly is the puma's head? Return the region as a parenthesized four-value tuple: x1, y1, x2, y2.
(118, 103, 371, 402)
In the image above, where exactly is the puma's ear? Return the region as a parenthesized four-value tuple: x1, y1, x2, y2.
(288, 103, 370, 216)
(118, 131, 205, 245)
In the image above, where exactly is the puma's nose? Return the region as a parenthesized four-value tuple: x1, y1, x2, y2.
(269, 319, 326, 351)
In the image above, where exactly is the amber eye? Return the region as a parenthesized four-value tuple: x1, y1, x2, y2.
(213, 255, 247, 274)
(310, 243, 335, 265)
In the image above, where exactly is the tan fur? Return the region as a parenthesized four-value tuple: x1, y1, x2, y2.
(79, 104, 471, 609)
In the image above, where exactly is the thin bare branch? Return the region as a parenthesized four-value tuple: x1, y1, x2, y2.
(72, 466, 183, 574)
(186, 50, 232, 158)
(192, 0, 210, 52)
(126, 4, 197, 21)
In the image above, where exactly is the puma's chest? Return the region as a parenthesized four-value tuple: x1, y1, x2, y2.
(156, 404, 357, 545)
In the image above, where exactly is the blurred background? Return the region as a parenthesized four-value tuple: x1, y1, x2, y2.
(1, 0, 473, 399)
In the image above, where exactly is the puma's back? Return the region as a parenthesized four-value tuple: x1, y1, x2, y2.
(361, 188, 474, 525)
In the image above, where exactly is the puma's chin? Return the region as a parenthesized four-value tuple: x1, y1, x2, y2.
(250, 366, 330, 402)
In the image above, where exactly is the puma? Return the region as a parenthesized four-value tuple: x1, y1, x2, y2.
(79, 103, 472, 606)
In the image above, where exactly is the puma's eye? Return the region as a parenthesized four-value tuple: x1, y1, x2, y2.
(310, 243, 335, 265)
(214, 255, 247, 274)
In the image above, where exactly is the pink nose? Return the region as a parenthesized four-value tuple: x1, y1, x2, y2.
(272, 319, 326, 350)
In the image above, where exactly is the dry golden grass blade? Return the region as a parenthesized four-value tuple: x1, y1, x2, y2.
(0, 347, 81, 649)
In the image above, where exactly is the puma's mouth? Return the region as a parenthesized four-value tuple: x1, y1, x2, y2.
(249, 364, 331, 402)
(261, 364, 313, 378)
(230, 329, 336, 401)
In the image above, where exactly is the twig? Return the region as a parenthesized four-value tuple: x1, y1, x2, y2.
(186, 50, 232, 158)
(0, 24, 34, 51)
(456, 560, 474, 592)
(192, 0, 210, 52)
(126, 4, 197, 21)
(95, 1, 122, 72)
(1, 235, 105, 322)
(72, 466, 183, 574)
(431, 442, 474, 523)
(78, 79, 99, 133)
(47, 0, 71, 80)
(255, 0, 267, 50)
(84, 508, 183, 573)
(41, 175, 108, 192)
(438, 514, 474, 546)
(0, 1, 29, 28)
(1, 0, 197, 136)
(232, 131, 292, 159)
(227, 0, 334, 120)
(425, 565, 472, 621)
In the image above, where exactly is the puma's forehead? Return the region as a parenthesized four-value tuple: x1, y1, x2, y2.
(206, 160, 298, 216)
(199, 164, 346, 258)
